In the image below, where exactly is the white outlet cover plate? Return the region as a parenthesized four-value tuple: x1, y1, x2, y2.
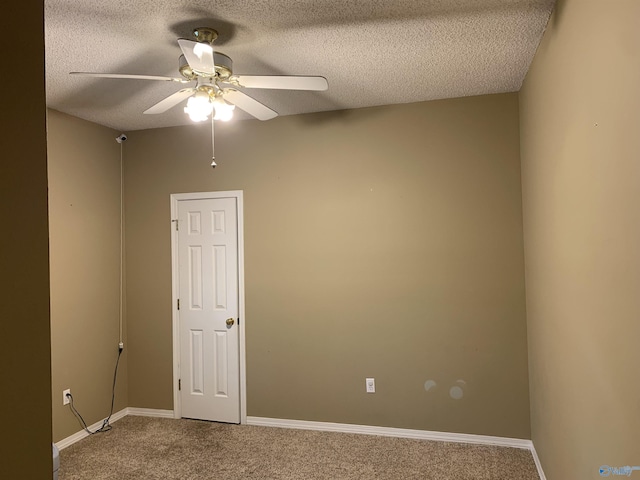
(366, 378, 375, 393)
(63, 389, 71, 405)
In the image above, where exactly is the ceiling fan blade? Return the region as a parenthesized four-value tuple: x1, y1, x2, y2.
(178, 39, 215, 75)
(143, 88, 196, 114)
(232, 75, 328, 91)
(224, 90, 277, 121)
(70, 72, 186, 83)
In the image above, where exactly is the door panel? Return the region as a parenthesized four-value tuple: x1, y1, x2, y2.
(178, 197, 239, 423)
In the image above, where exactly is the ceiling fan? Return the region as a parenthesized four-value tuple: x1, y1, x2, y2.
(71, 27, 328, 123)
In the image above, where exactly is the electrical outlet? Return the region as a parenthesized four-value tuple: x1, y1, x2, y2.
(366, 378, 375, 393)
(63, 389, 71, 405)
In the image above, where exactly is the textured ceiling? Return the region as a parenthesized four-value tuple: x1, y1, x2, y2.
(45, 0, 556, 131)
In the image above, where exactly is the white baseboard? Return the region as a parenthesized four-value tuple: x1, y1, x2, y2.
(247, 417, 545, 480)
(247, 416, 532, 449)
(530, 443, 547, 480)
(55, 408, 128, 450)
(127, 407, 175, 418)
(55, 407, 174, 450)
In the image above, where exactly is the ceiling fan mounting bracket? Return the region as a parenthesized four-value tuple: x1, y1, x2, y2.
(193, 27, 218, 44)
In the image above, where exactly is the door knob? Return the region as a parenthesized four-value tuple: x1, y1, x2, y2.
(226, 318, 235, 327)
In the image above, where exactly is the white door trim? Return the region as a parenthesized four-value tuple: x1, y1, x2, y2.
(170, 190, 247, 424)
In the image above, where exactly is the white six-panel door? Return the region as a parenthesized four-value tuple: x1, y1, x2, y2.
(176, 195, 241, 423)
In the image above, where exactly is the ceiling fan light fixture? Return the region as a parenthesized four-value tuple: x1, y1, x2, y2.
(184, 91, 213, 122)
(212, 96, 235, 122)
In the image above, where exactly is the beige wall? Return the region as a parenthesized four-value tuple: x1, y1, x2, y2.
(0, 1, 52, 476)
(47, 110, 129, 442)
(520, 0, 640, 478)
(125, 93, 531, 438)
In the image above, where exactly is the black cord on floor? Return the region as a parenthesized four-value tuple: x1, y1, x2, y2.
(67, 346, 123, 435)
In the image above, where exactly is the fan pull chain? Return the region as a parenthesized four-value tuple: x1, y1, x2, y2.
(211, 115, 216, 168)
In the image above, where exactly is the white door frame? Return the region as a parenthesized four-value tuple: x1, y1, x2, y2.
(170, 190, 247, 424)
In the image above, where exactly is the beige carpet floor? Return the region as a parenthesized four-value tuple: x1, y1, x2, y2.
(59, 416, 540, 479)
